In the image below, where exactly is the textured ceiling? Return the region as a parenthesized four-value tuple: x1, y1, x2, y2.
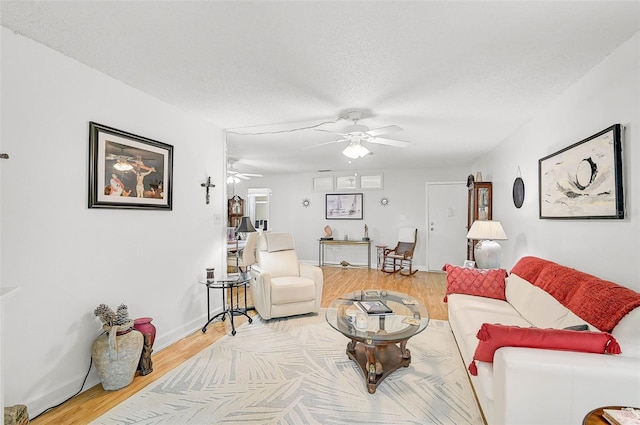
(2, 1, 639, 175)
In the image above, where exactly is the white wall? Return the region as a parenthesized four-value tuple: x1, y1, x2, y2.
(0, 28, 226, 415)
(233, 166, 468, 268)
(473, 32, 640, 291)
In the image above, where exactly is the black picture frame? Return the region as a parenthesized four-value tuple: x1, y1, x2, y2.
(325, 193, 363, 220)
(538, 124, 623, 219)
(88, 122, 173, 210)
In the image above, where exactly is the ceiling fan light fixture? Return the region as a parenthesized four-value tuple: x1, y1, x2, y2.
(342, 142, 369, 159)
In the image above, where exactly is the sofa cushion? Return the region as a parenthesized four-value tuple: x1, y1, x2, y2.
(468, 323, 621, 375)
(505, 273, 572, 328)
(270, 276, 316, 304)
(442, 264, 507, 302)
(262, 232, 295, 252)
(557, 310, 599, 331)
(257, 250, 300, 278)
(447, 293, 521, 316)
(510, 256, 640, 332)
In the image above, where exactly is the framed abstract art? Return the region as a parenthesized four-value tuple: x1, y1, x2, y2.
(539, 124, 623, 219)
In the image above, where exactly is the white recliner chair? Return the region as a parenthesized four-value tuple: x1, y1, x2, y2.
(249, 232, 323, 320)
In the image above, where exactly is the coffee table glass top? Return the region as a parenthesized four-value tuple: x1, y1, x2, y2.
(325, 289, 430, 342)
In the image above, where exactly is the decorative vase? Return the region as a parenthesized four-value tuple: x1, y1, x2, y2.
(133, 317, 156, 348)
(92, 320, 143, 391)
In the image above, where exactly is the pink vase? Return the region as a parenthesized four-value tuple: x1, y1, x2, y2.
(133, 317, 156, 348)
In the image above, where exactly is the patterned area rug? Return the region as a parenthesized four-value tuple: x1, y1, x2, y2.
(92, 312, 483, 425)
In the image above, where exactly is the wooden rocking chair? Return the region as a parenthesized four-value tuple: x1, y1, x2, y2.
(381, 227, 418, 275)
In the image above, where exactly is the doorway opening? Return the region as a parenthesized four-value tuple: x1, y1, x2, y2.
(247, 188, 271, 231)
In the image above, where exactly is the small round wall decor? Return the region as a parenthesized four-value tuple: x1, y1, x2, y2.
(512, 170, 525, 208)
(302, 198, 311, 208)
(379, 197, 389, 207)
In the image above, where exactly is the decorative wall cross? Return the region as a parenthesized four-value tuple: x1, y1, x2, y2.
(200, 177, 215, 204)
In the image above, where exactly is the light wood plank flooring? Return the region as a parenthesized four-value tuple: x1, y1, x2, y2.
(30, 268, 447, 425)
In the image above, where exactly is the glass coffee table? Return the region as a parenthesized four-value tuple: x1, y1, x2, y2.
(326, 289, 430, 393)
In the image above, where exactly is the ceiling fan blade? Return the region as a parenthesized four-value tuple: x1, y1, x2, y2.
(369, 137, 410, 148)
(235, 174, 251, 180)
(306, 139, 349, 149)
(314, 129, 350, 137)
(241, 173, 263, 177)
(366, 125, 403, 137)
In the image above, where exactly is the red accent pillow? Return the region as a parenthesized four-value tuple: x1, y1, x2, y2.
(468, 323, 621, 376)
(442, 264, 507, 302)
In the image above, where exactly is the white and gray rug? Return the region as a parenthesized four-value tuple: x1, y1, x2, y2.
(91, 312, 483, 425)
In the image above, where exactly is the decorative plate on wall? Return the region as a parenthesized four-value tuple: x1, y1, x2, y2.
(512, 177, 525, 208)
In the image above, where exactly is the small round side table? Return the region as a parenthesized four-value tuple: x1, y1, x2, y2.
(200, 273, 252, 336)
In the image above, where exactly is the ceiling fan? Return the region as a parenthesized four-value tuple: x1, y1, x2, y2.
(311, 111, 410, 158)
(227, 160, 263, 183)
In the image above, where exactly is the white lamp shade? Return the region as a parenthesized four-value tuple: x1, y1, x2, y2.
(466, 220, 507, 240)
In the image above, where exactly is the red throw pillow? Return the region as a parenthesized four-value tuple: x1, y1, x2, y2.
(468, 323, 621, 376)
(442, 264, 507, 302)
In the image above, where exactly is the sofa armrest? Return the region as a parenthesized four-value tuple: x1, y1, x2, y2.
(299, 262, 324, 312)
(493, 347, 640, 425)
(249, 266, 273, 319)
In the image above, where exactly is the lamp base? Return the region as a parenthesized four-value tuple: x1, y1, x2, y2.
(474, 240, 502, 269)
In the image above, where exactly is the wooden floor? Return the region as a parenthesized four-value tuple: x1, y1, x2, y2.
(31, 268, 447, 425)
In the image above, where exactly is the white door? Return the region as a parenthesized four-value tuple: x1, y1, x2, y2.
(426, 182, 468, 271)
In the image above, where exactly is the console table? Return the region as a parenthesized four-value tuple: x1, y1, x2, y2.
(318, 239, 372, 269)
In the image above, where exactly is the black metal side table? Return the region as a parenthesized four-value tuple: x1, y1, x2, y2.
(200, 273, 253, 336)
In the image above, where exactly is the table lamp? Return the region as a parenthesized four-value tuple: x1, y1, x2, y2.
(466, 220, 507, 269)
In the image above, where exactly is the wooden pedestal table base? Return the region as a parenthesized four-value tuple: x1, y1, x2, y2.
(325, 290, 430, 396)
(347, 338, 411, 394)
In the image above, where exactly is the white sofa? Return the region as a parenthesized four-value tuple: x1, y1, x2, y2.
(447, 256, 640, 425)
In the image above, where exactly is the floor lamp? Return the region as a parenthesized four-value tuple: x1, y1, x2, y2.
(466, 220, 507, 269)
(235, 216, 256, 272)
(235, 216, 257, 313)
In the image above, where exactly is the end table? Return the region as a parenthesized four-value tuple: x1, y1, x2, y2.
(200, 273, 252, 336)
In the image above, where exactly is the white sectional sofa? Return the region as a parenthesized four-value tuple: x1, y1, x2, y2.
(446, 256, 640, 425)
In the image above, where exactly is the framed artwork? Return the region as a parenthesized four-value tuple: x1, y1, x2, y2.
(88, 122, 173, 210)
(326, 193, 363, 220)
(539, 124, 623, 219)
